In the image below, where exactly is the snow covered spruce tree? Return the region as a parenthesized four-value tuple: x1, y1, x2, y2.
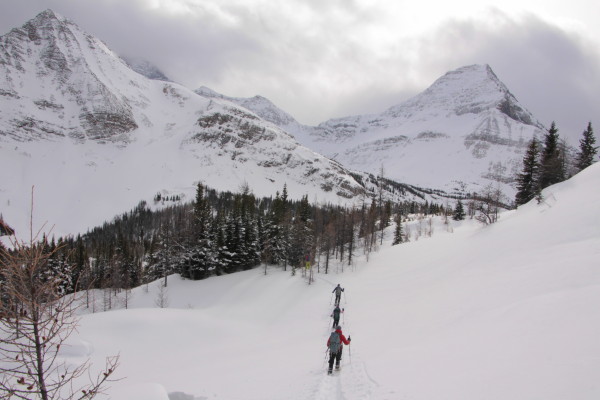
(392, 211, 403, 245)
(515, 137, 540, 206)
(263, 186, 291, 270)
(538, 122, 566, 190)
(575, 122, 598, 172)
(235, 187, 261, 271)
(288, 195, 314, 275)
(147, 219, 176, 287)
(184, 183, 215, 280)
(0, 233, 119, 400)
(452, 200, 466, 221)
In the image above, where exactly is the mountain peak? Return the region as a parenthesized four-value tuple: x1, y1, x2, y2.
(0, 9, 140, 142)
(433, 64, 506, 94)
(419, 63, 509, 106)
(194, 87, 298, 127)
(384, 64, 538, 126)
(34, 9, 65, 22)
(28, 9, 68, 31)
(8, 9, 74, 45)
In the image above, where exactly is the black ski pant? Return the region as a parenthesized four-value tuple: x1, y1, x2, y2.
(334, 294, 341, 305)
(332, 316, 340, 328)
(328, 347, 343, 372)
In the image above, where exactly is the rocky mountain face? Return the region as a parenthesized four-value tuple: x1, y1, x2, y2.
(220, 65, 545, 198)
(0, 10, 385, 237)
(0, 10, 141, 143)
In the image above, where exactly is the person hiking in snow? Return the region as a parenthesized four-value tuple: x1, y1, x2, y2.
(332, 284, 344, 305)
(327, 325, 351, 374)
(331, 305, 343, 328)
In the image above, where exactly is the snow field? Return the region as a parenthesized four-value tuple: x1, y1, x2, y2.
(55, 163, 600, 400)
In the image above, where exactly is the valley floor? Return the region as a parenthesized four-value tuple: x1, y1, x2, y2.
(62, 164, 600, 400)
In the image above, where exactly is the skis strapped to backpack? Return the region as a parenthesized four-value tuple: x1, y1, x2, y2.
(328, 331, 341, 353)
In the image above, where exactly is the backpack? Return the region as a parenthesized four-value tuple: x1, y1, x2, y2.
(333, 307, 341, 318)
(329, 331, 341, 353)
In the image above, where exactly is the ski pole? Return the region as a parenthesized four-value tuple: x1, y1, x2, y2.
(322, 347, 329, 368)
(343, 291, 347, 304)
(330, 292, 334, 305)
(348, 337, 352, 364)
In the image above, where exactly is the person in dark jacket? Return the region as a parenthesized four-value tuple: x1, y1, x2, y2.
(332, 284, 344, 305)
(331, 305, 342, 328)
(326, 326, 351, 374)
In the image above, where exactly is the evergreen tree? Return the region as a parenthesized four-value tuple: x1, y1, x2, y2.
(153, 221, 176, 286)
(515, 138, 540, 206)
(43, 238, 74, 296)
(392, 212, 403, 245)
(225, 213, 245, 273)
(188, 183, 215, 279)
(73, 234, 88, 288)
(237, 188, 261, 269)
(264, 187, 291, 268)
(242, 213, 261, 269)
(539, 122, 565, 189)
(212, 212, 230, 275)
(452, 200, 466, 221)
(297, 194, 312, 224)
(288, 196, 313, 272)
(576, 122, 598, 171)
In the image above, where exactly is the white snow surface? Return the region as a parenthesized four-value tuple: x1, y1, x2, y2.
(62, 163, 600, 400)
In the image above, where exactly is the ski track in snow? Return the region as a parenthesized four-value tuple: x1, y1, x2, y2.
(309, 289, 410, 400)
(307, 354, 395, 400)
(301, 290, 390, 400)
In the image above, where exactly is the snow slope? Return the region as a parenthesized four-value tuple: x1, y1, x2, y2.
(62, 162, 600, 400)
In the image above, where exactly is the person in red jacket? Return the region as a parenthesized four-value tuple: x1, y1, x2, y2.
(326, 326, 351, 374)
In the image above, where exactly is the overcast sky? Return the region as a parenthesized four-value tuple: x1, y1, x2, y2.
(1, 0, 599, 142)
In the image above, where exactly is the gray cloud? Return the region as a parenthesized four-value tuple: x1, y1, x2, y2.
(1, 1, 598, 143)
(408, 10, 600, 141)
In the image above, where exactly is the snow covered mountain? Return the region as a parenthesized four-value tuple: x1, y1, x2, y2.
(0, 10, 375, 237)
(298, 64, 545, 197)
(195, 86, 301, 128)
(215, 65, 546, 198)
(0, 10, 552, 239)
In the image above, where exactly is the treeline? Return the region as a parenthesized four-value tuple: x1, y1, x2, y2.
(0, 184, 457, 297)
(515, 122, 597, 206)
